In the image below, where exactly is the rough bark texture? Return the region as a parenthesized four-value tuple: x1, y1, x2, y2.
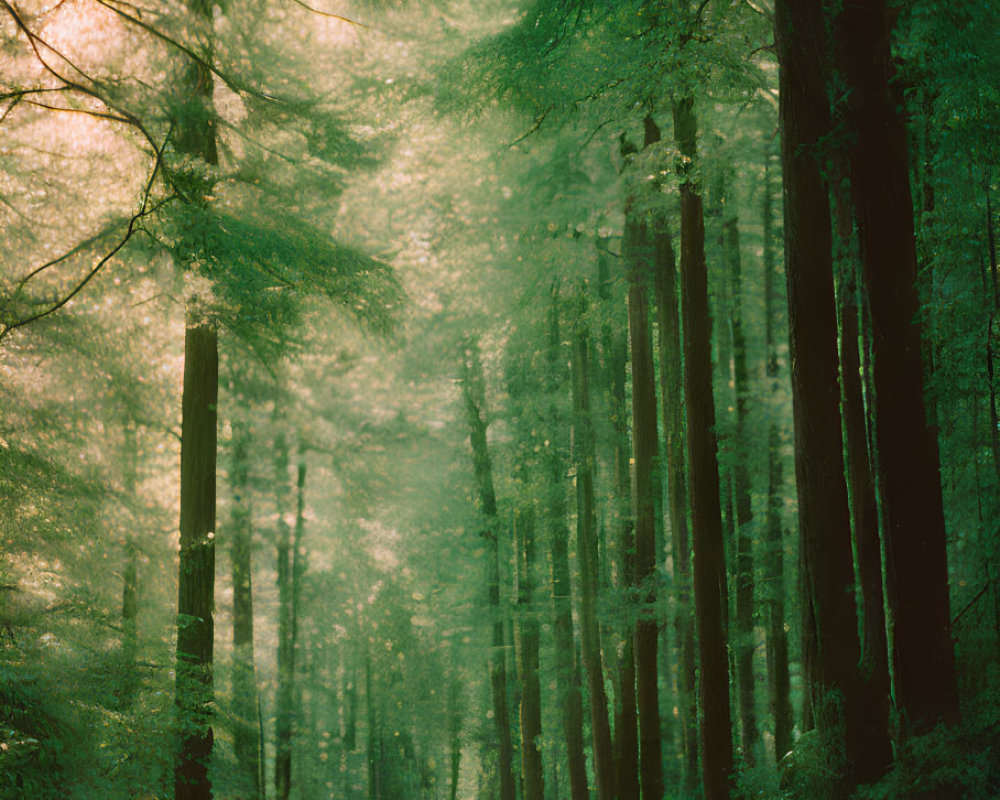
(775, 0, 890, 785)
(460, 341, 516, 800)
(673, 94, 733, 800)
(761, 157, 793, 763)
(570, 291, 615, 800)
(624, 212, 665, 800)
(652, 213, 699, 793)
(230, 420, 262, 800)
(176, 319, 218, 800)
(545, 287, 590, 800)
(833, 0, 960, 735)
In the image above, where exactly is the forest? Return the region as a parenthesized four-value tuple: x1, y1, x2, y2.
(1, 0, 998, 798)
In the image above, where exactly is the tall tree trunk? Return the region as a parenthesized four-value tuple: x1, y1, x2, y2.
(624, 208, 665, 800)
(176, 318, 218, 800)
(570, 289, 616, 800)
(515, 506, 545, 800)
(775, 0, 891, 786)
(544, 285, 590, 800)
(652, 210, 699, 794)
(448, 679, 462, 800)
(274, 427, 294, 800)
(832, 0, 960, 735)
(722, 184, 758, 767)
(673, 94, 734, 800)
(460, 340, 516, 800)
(761, 155, 793, 763)
(230, 419, 262, 800)
(174, 3, 219, 797)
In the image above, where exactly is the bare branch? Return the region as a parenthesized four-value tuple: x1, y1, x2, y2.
(287, 0, 368, 27)
(1, 138, 172, 342)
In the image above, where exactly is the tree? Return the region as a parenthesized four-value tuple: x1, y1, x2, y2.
(832, 0, 960, 734)
(673, 92, 734, 800)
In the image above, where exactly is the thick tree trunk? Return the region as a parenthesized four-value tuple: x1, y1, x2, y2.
(545, 286, 590, 800)
(460, 340, 516, 800)
(832, 0, 960, 734)
(230, 419, 262, 800)
(775, 0, 891, 786)
(176, 318, 218, 800)
(652, 212, 699, 794)
(673, 94, 733, 800)
(761, 156, 793, 763)
(624, 211, 665, 800)
(570, 290, 616, 800)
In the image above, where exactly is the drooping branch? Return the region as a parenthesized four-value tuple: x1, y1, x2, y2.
(0, 139, 172, 342)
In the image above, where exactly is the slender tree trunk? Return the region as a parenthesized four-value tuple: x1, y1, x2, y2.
(624, 208, 665, 800)
(761, 155, 793, 763)
(652, 210, 699, 794)
(833, 0, 960, 735)
(174, 4, 219, 796)
(545, 286, 590, 800)
(516, 506, 545, 800)
(775, 0, 891, 786)
(274, 427, 294, 800)
(721, 186, 758, 767)
(598, 238, 639, 800)
(230, 419, 262, 800)
(176, 317, 218, 800)
(460, 340, 516, 800)
(570, 289, 616, 800)
(673, 94, 733, 800)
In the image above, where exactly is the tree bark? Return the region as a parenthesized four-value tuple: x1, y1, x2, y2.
(673, 94, 733, 800)
(460, 340, 516, 800)
(176, 318, 218, 800)
(832, 0, 960, 734)
(775, 0, 891, 785)
(624, 210, 665, 800)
